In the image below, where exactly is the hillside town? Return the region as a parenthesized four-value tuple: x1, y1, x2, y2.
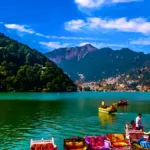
(76, 80, 150, 92)
(76, 67, 150, 92)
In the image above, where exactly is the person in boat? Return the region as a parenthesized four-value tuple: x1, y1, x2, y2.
(136, 113, 144, 131)
(130, 120, 136, 130)
(111, 104, 116, 111)
(101, 101, 107, 108)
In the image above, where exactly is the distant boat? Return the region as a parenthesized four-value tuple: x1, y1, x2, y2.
(118, 100, 128, 106)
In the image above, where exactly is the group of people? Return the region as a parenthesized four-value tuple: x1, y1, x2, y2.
(129, 113, 144, 131)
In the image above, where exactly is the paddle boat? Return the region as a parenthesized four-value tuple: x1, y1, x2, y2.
(64, 137, 87, 150)
(130, 132, 150, 150)
(30, 137, 57, 150)
(106, 133, 131, 150)
(118, 100, 128, 106)
(98, 102, 117, 114)
(85, 135, 111, 150)
(125, 123, 143, 141)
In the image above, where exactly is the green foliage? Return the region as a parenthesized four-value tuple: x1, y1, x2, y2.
(0, 33, 76, 92)
(84, 86, 91, 91)
(104, 84, 115, 90)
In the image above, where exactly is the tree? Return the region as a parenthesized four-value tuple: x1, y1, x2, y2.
(84, 87, 91, 91)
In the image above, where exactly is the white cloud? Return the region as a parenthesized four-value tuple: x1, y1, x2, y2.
(75, 0, 142, 8)
(65, 19, 86, 31)
(65, 17, 150, 34)
(40, 41, 127, 50)
(65, 20, 86, 31)
(4, 24, 34, 34)
(47, 36, 104, 41)
(3, 23, 103, 41)
(75, 0, 105, 8)
(79, 42, 92, 46)
(79, 42, 126, 48)
(130, 38, 150, 45)
(35, 33, 45, 37)
(36, 34, 104, 41)
(39, 42, 69, 49)
(112, 0, 142, 3)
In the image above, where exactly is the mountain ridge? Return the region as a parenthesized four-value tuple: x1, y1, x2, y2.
(45, 44, 98, 63)
(45, 45, 147, 64)
(45, 44, 150, 81)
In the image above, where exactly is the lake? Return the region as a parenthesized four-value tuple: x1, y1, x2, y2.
(0, 92, 150, 150)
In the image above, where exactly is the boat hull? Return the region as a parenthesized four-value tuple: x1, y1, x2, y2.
(98, 107, 117, 114)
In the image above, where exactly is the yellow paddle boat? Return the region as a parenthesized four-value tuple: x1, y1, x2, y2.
(98, 101, 117, 114)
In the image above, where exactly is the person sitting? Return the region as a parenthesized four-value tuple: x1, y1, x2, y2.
(130, 120, 136, 130)
(101, 101, 107, 108)
(111, 104, 117, 111)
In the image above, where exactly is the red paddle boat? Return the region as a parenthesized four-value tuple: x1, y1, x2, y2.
(118, 100, 128, 106)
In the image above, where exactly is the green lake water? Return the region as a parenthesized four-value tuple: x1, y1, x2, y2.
(0, 92, 150, 150)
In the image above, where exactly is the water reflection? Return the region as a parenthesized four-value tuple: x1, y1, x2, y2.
(98, 112, 116, 126)
(118, 105, 128, 112)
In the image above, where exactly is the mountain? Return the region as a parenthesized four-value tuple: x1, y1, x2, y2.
(45, 44, 98, 63)
(0, 33, 76, 92)
(45, 44, 150, 81)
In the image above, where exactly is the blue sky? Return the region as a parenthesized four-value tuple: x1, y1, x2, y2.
(0, 0, 150, 53)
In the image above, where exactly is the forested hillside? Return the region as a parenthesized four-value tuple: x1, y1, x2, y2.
(0, 33, 76, 92)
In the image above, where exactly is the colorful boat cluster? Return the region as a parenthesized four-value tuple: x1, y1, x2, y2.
(30, 130, 150, 150)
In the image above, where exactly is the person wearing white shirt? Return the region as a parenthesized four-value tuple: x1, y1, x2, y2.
(136, 113, 143, 131)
